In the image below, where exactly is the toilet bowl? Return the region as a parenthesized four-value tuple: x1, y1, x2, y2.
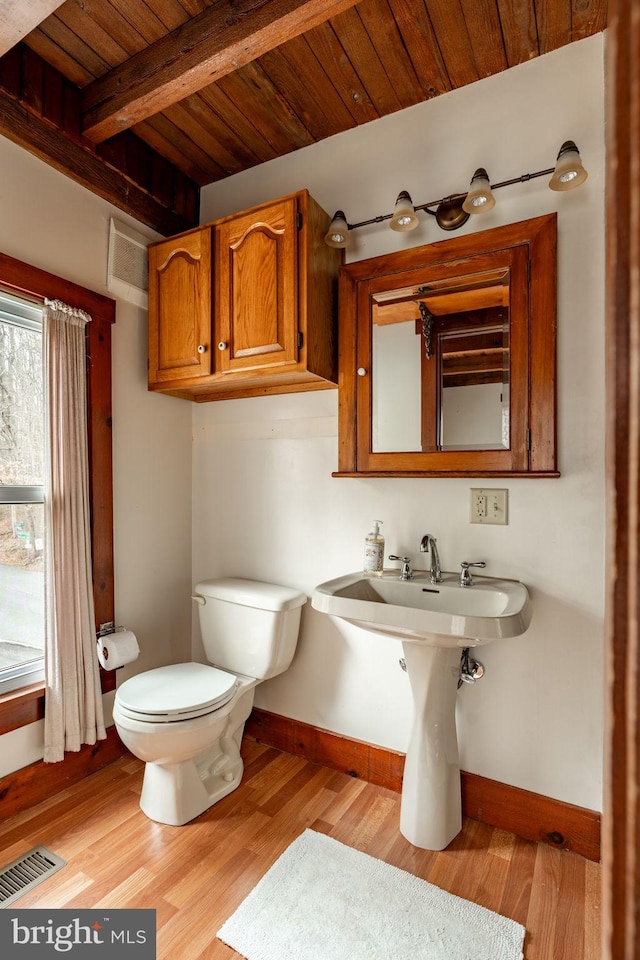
(113, 578, 306, 826)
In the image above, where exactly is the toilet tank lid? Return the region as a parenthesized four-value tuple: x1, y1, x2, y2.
(194, 577, 307, 612)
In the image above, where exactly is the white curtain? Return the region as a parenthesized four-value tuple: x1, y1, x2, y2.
(43, 299, 106, 763)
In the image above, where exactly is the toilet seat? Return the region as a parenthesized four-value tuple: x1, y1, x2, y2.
(115, 662, 239, 723)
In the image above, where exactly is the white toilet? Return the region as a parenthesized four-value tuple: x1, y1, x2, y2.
(112, 577, 306, 826)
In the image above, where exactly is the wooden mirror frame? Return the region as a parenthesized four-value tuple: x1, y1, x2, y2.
(335, 214, 558, 478)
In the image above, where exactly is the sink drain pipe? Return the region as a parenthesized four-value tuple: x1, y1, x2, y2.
(458, 647, 485, 688)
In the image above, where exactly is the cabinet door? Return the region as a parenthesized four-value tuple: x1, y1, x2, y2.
(215, 198, 298, 375)
(148, 230, 212, 384)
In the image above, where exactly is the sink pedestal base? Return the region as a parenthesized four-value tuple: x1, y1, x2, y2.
(400, 642, 462, 850)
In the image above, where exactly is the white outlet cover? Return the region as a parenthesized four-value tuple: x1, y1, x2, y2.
(470, 488, 508, 525)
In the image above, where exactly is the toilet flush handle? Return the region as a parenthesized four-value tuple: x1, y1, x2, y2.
(191, 595, 206, 605)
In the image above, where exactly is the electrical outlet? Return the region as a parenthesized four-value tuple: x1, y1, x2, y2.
(470, 488, 508, 525)
(473, 492, 487, 518)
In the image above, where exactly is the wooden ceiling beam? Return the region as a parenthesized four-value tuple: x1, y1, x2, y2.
(0, 44, 198, 235)
(81, 0, 363, 144)
(0, 1, 67, 58)
(0, 87, 195, 236)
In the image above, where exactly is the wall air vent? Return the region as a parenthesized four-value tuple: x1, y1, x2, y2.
(0, 846, 66, 908)
(107, 218, 151, 308)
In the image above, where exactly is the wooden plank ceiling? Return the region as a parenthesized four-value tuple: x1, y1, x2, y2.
(0, 0, 607, 235)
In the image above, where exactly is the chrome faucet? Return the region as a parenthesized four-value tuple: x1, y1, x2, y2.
(420, 535, 442, 584)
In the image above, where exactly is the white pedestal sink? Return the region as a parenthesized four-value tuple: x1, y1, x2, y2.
(311, 570, 532, 850)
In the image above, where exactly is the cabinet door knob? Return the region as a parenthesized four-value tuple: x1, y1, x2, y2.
(357, 367, 367, 377)
(217, 341, 228, 351)
(197, 344, 207, 354)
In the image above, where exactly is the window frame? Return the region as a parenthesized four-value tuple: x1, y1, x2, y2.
(0, 251, 116, 735)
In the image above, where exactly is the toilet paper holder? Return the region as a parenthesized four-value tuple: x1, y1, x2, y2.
(96, 623, 140, 670)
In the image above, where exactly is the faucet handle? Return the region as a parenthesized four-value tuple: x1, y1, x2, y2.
(459, 561, 486, 587)
(389, 555, 413, 581)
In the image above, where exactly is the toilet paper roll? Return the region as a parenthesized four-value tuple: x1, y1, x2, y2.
(97, 630, 140, 670)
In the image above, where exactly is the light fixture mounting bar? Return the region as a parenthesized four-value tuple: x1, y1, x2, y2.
(343, 166, 557, 230)
(490, 167, 555, 190)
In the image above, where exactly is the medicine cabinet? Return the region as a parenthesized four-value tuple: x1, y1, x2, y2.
(335, 214, 558, 477)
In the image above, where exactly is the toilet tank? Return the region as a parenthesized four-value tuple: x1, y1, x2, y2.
(194, 578, 307, 680)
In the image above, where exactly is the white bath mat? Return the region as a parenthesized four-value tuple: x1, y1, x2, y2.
(217, 828, 525, 960)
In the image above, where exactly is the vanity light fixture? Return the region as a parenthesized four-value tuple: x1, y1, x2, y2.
(389, 191, 420, 232)
(462, 168, 496, 214)
(324, 209, 351, 248)
(324, 140, 588, 248)
(548, 140, 589, 190)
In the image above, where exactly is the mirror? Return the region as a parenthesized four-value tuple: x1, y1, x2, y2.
(336, 215, 558, 477)
(371, 267, 510, 452)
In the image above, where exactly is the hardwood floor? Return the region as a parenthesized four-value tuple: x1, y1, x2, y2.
(0, 739, 601, 959)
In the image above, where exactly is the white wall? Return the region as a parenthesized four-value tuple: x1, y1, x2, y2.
(197, 34, 606, 811)
(442, 383, 505, 449)
(372, 320, 422, 451)
(0, 136, 193, 777)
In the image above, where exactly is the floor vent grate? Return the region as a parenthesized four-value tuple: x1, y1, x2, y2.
(0, 846, 66, 908)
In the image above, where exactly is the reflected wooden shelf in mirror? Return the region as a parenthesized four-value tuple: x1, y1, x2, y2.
(335, 214, 559, 478)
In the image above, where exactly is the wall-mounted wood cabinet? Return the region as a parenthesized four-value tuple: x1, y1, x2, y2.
(148, 228, 212, 384)
(148, 191, 341, 401)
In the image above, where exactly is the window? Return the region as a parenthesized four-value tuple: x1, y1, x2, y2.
(0, 250, 115, 737)
(0, 292, 45, 693)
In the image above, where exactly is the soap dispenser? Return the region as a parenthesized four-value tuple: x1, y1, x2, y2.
(364, 521, 385, 577)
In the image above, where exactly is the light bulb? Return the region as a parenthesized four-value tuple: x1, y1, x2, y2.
(549, 141, 588, 191)
(324, 211, 351, 248)
(462, 169, 496, 214)
(390, 191, 419, 232)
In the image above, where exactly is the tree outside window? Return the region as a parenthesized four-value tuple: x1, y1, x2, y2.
(0, 292, 45, 691)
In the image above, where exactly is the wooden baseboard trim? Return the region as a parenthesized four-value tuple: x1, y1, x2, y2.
(460, 770, 600, 862)
(245, 706, 405, 791)
(245, 708, 601, 862)
(0, 725, 127, 821)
